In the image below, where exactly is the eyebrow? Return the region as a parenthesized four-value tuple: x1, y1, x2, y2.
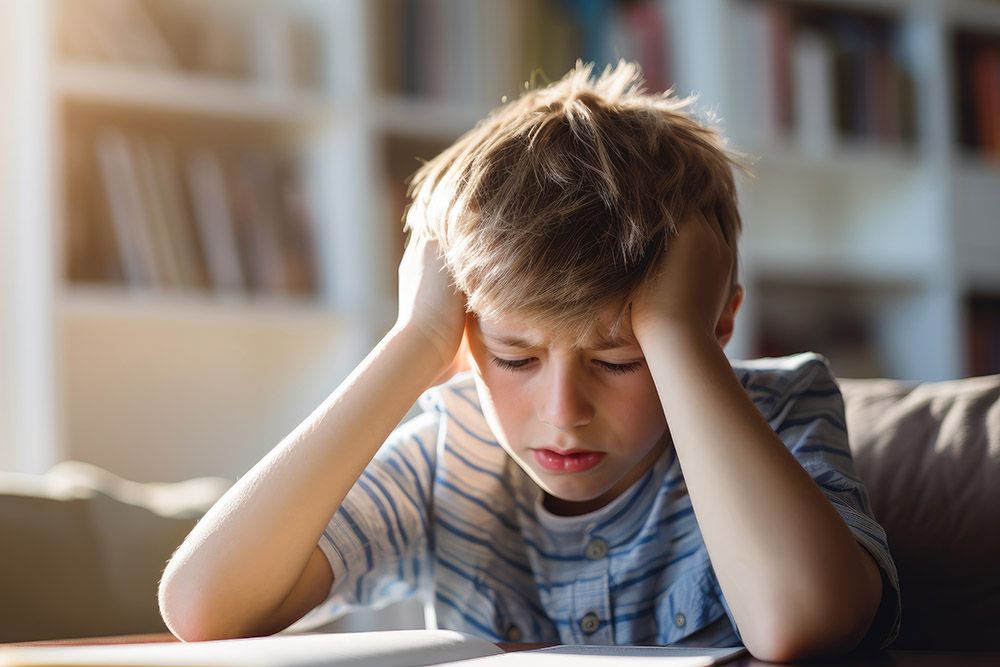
(482, 332, 638, 352)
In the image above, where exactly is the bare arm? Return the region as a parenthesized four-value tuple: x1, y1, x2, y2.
(158, 238, 466, 641)
(631, 219, 882, 662)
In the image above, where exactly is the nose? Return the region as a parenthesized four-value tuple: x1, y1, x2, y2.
(538, 361, 594, 431)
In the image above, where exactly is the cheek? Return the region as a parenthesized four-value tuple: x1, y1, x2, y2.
(472, 366, 530, 442)
(608, 377, 667, 440)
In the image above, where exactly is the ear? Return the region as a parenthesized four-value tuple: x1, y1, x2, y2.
(715, 284, 744, 348)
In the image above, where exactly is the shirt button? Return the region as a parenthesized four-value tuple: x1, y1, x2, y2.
(505, 625, 522, 642)
(584, 538, 609, 560)
(579, 612, 601, 635)
(675, 612, 686, 628)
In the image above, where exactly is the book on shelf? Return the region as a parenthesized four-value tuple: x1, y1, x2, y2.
(0, 630, 747, 667)
(134, 137, 188, 288)
(376, 0, 673, 106)
(185, 148, 247, 292)
(86, 128, 319, 296)
(968, 295, 1000, 377)
(246, 4, 325, 90)
(790, 30, 835, 157)
(955, 32, 1000, 158)
(972, 46, 1000, 156)
(280, 14, 326, 90)
(148, 138, 208, 290)
(522, 0, 580, 92)
(274, 157, 320, 295)
(94, 128, 166, 288)
(732, 0, 781, 146)
(66, 131, 124, 284)
(733, 1, 915, 151)
(57, 0, 324, 88)
(605, 0, 672, 95)
(753, 282, 886, 379)
(229, 150, 295, 295)
(60, 0, 178, 70)
(383, 135, 452, 276)
(820, 11, 915, 146)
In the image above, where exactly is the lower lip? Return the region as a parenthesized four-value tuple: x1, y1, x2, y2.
(533, 449, 606, 473)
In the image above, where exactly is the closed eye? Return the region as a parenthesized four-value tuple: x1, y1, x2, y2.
(598, 360, 644, 375)
(489, 357, 643, 375)
(489, 357, 532, 371)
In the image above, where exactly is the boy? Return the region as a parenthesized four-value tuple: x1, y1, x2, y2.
(158, 61, 901, 661)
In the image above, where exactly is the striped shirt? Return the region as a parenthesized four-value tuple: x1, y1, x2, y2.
(301, 352, 901, 648)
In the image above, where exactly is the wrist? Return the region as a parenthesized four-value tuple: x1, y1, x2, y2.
(633, 315, 714, 350)
(388, 321, 459, 380)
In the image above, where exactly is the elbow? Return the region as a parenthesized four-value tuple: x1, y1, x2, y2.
(741, 618, 813, 664)
(744, 634, 824, 664)
(743, 554, 884, 662)
(158, 568, 211, 642)
(158, 562, 252, 643)
(741, 603, 876, 663)
(747, 632, 865, 664)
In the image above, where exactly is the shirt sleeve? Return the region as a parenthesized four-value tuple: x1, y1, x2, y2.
(765, 353, 902, 650)
(298, 407, 441, 626)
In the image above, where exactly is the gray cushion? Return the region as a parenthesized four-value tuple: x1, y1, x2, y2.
(839, 374, 1000, 650)
(0, 462, 228, 642)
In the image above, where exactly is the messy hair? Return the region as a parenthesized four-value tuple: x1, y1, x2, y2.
(404, 59, 752, 343)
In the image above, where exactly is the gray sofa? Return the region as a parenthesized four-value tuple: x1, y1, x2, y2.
(839, 374, 1000, 650)
(2, 374, 998, 647)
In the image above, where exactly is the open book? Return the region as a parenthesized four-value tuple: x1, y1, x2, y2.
(0, 630, 747, 667)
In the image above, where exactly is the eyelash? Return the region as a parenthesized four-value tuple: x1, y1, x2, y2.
(489, 356, 643, 376)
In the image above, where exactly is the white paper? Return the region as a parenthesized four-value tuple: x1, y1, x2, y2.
(438, 644, 747, 666)
(0, 630, 504, 667)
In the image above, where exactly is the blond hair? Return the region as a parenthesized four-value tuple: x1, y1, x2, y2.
(404, 60, 752, 343)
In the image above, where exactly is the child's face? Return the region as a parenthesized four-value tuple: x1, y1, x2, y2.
(466, 306, 670, 515)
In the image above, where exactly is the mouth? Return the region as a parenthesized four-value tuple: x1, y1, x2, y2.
(532, 448, 607, 473)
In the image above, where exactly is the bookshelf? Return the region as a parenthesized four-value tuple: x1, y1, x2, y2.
(0, 0, 379, 480)
(372, 0, 1000, 382)
(3, 0, 1000, 480)
(696, 0, 1000, 382)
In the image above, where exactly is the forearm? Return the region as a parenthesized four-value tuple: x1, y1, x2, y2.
(159, 325, 443, 640)
(643, 325, 881, 660)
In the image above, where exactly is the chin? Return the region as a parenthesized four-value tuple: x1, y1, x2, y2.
(538, 475, 612, 503)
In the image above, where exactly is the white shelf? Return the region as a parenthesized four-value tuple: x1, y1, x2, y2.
(372, 95, 489, 139)
(58, 285, 347, 332)
(946, 0, 1000, 31)
(953, 152, 1000, 175)
(742, 244, 931, 287)
(56, 62, 339, 124)
(952, 160, 1000, 291)
(746, 140, 924, 177)
(774, 0, 914, 12)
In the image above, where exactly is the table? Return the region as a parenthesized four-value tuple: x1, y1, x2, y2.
(4, 633, 998, 665)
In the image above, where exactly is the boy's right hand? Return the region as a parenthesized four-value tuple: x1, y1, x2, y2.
(394, 235, 468, 383)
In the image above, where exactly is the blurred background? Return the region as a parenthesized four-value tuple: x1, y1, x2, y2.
(1, 0, 999, 484)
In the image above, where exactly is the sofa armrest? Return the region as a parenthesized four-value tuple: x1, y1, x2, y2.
(0, 462, 229, 643)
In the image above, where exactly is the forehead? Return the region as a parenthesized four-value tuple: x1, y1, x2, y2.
(474, 306, 637, 351)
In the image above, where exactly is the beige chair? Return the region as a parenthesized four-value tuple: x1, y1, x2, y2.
(1, 374, 998, 646)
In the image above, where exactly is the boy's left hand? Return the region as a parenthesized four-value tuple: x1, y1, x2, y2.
(630, 210, 735, 342)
